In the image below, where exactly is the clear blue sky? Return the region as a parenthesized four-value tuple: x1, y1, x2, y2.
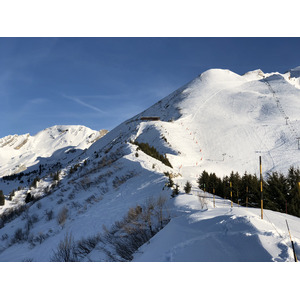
(1, 37, 300, 138)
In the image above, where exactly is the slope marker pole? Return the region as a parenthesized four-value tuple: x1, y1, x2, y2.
(213, 188, 215, 208)
(259, 156, 263, 219)
(286, 220, 298, 262)
(297, 137, 300, 150)
(230, 181, 233, 208)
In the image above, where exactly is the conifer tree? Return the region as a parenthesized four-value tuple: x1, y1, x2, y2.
(264, 172, 288, 212)
(229, 171, 241, 203)
(171, 184, 179, 197)
(0, 190, 5, 206)
(25, 192, 33, 203)
(207, 172, 219, 194)
(184, 181, 192, 194)
(31, 176, 40, 188)
(197, 171, 209, 191)
(166, 175, 174, 188)
(286, 167, 300, 217)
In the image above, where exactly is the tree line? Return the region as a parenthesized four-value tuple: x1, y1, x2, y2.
(131, 140, 173, 168)
(197, 166, 300, 217)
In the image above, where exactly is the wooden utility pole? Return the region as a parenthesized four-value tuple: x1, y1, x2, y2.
(246, 186, 249, 208)
(259, 156, 263, 219)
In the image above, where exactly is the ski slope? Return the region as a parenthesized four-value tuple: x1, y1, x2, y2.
(133, 68, 300, 178)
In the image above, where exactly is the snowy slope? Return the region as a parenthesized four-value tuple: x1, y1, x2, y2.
(1, 66, 300, 262)
(132, 67, 300, 180)
(133, 190, 300, 262)
(0, 125, 107, 178)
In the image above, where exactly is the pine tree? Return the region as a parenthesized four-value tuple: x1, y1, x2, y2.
(171, 184, 179, 197)
(221, 175, 230, 199)
(0, 190, 5, 206)
(286, 167, 300, 217)
(31, 176, 40, 189)
(25, 192, 33, 204)
(197, 171, 209, 191)
(207, 172, 219, 194)
(166, 175, 174, 188)
(264, 172, 288, 212)
(53, 171, 60, 181)
(229, 171, 241, 203)
(184, 181, 192, 194)
(243, 174, 260, 207)
(8, 189, 15, 201)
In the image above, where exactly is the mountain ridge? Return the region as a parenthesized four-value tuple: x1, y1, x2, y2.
(0, 125, 108, 178)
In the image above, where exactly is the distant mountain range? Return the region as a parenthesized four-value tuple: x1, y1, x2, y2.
(0, 125, 108, 178)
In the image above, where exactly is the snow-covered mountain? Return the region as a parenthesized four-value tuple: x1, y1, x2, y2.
(0, 125, 108, 179)
(1, 67, 300, 262)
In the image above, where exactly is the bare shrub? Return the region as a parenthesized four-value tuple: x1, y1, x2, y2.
(57, 198, 63, 205)
(57, 206, 68, 227)
(198, 193, 208, 209)
(28, 232, 49, 247)
(112, 171, 136, 189)
(11, 228, 28, 244)
(85, 195, 96, 204)
(45, 209, 54, 221)
(1, 234, 8, 241)
(74, 234, 101, 259)
(22, 258, 34, 262)
(0, 205, 27, 228)
(50, 232, 78, 262)
(35, 232, 47, 244)
(68, 191, 75, 200)
(102, 195, 171, 261)
(70, 201, 82, 210)
(80, 176, 92, 190)
(25, 213, 39, 232)
(154, 195, 169, 230)
(30, 213, 39, 223)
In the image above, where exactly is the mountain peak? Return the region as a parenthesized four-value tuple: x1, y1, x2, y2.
(288, 66, 300, 78)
